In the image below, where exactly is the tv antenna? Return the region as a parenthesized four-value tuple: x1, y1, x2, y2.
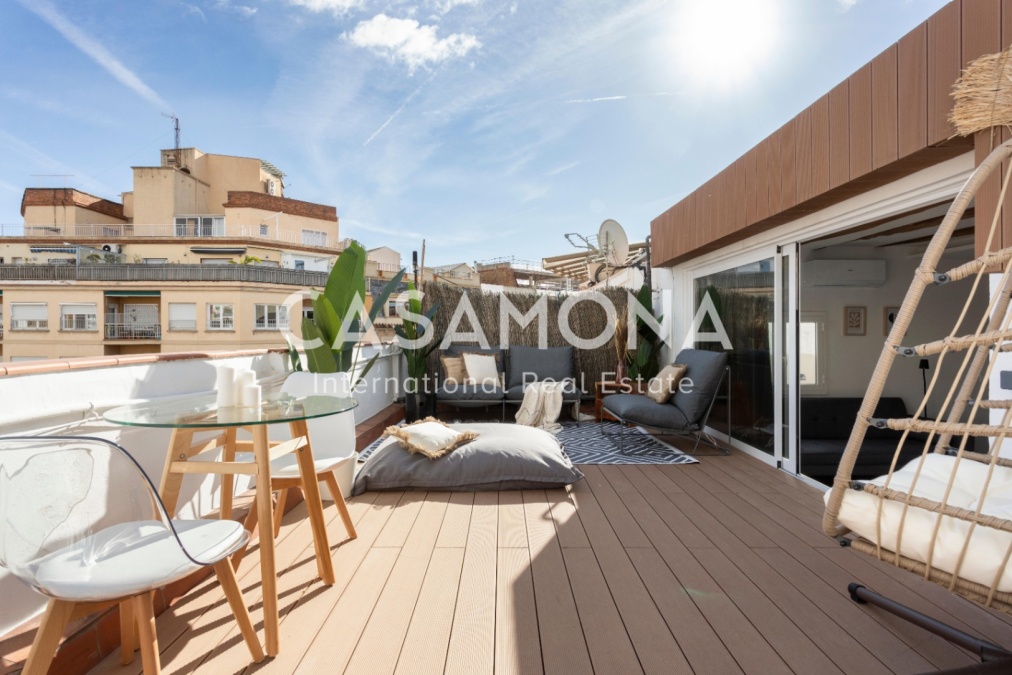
(162, 113, 180, 150)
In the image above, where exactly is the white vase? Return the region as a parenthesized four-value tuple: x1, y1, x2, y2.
(281, 371, 357, 499)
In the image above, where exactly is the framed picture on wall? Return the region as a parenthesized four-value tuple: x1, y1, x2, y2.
(883, 306, 900, 336)
(845, 306, 867, 336)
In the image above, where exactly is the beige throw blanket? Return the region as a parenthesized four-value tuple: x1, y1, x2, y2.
(515, 381, 571, 433)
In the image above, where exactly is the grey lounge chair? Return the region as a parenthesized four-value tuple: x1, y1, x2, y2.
(601, 348, 730, 455)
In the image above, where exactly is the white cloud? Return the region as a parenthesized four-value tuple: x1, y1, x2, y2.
(345, 14, 481, 72)
(546, 161, 579, 176)
(17, 0, 172, 112)
(837, 0, 858, 11)
(287, 0, 364, 14)
(433, 0, 480, 14)
(214, 0, 258, 18)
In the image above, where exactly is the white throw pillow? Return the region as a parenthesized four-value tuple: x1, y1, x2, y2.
(462, 353, 500, 387)
(383, 418, 478, 459)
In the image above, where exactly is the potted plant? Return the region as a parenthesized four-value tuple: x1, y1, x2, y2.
(626, 284, 663, 383)
(395, 282, 441, 422)
(285, 241, 404, 498)
(293, 240, 404, 385)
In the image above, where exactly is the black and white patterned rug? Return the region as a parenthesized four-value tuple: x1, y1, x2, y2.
(360, 421, 698, 465)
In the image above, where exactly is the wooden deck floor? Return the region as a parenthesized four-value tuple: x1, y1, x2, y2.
(88, 449, 1012, 675)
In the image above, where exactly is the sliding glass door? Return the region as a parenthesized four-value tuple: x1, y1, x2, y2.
(691, 245, 799, 472)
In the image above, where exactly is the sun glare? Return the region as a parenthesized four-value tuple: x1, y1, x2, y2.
(671, 0, 782, 92)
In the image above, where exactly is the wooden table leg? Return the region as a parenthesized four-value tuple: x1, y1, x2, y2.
(290, 419, 335, 585)
(251, 424, 280, 657)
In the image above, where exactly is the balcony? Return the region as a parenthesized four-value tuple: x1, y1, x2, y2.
(0, 263, 329, 286)
(1, 349, 1011, 675)
(105, 316, 162, 340)
(0, 222, 343, 250)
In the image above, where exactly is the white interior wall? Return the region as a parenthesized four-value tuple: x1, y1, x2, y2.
(801, 245, 988, 419)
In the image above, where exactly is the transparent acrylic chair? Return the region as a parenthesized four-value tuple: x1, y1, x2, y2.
(0, 436, 264, 674)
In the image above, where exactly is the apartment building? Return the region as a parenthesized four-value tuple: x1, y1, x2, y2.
(0, 147, 344, 361)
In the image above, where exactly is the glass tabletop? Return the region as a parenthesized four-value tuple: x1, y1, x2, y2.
(104, 393, 358, 429)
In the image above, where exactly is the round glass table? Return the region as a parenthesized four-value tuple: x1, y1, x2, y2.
(104, 393, 357, 429)
(104, 392, 358, 657)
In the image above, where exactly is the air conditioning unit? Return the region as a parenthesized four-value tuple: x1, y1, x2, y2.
(101, 244, 122, 254)
(802, 259, 887, 287)
(266, 179, 277, 196)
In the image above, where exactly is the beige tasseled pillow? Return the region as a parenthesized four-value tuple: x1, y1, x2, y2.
(646, 363, 688, 404)
(383, 417, 479, 459)
(440, 354, 468, 385)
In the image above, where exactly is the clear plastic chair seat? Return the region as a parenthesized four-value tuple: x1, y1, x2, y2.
(27, 519, 247, 602)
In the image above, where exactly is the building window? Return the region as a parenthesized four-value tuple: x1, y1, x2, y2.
(260, 224, 270, 237)
(49, 258, 74, 265)
(168, 303, 197, 331)
(294, 260, 305, 270)
(60, 303, 97, 331)
(301, 230, 328, 247)
(207, 303, 234, 330)
(254, 304, 289, 330)
(143, 258, 168, 264)
(799, 312, 827, 394)
(10, 303, 49, 331)
(200, 258, 232, 265)
(175, 216, 225, 237)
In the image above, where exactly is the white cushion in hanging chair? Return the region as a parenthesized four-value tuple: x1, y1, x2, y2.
(830, 453, 1012, 592)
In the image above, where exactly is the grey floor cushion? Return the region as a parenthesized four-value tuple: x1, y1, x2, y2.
(352, 423, 584, 495)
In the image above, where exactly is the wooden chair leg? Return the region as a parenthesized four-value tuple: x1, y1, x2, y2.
(22, 599, 75, 675)
(232, 492, 260, 571)
(213, 560, 265, 663)
(120, 599, 137, 665)
(324, 472, 357, 540)
(133, 592, 161, 675)
(273, 488, 288, 538)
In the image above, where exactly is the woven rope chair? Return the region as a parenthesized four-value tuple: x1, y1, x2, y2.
(823, 47, 1012, 665)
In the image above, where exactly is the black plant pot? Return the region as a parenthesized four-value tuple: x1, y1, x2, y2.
(405, 391, 422, 423)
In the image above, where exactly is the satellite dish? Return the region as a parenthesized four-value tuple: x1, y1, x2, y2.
(598, 219, 629, 268)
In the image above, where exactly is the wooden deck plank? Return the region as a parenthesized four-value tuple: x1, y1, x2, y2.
(436, 491, 475, 548)
(495, 547, 543, 675)
(756, 547, 938, 674)
(497, 490, 529, 549)
(230, 492, 404, 674)
(521, 490, 594, 675)
(616, 466, 713, 549)
(615, 466, 794, 675)
(372, 492, 426, 547)
(291, 547, 400, 674)
(692, 548, 846, 675)
(626, 548, 745, 675)
(560, 547, 644, 675)
(545, 489, 590, 548)
(445, 491, 498, 675)
(579, 465, 653, 548)
(345, 493, 451, 674)
(569, 490, 693, 674)
(393, 547, 466, 675)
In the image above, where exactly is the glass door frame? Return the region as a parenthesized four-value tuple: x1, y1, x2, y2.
(774, 243, 800, 475)
(685, 244, 779, 466)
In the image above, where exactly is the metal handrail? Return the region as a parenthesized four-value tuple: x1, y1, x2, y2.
(0, 263, 329, 286)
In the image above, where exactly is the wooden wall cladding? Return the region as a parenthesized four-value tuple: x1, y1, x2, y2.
(651, 0, 990, 267)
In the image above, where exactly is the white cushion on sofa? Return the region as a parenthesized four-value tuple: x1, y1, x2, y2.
(829, 453, 1012, 591)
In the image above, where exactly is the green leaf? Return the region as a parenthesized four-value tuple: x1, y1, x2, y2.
(352, 353, 380, 388)
(323, 242, 366, 321)
(368, 269, 406, 325)
(312, 294, 341, 348)
(301, 320, 337, 373)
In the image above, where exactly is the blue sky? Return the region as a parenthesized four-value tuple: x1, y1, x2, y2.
(1, 0, 950, 266)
